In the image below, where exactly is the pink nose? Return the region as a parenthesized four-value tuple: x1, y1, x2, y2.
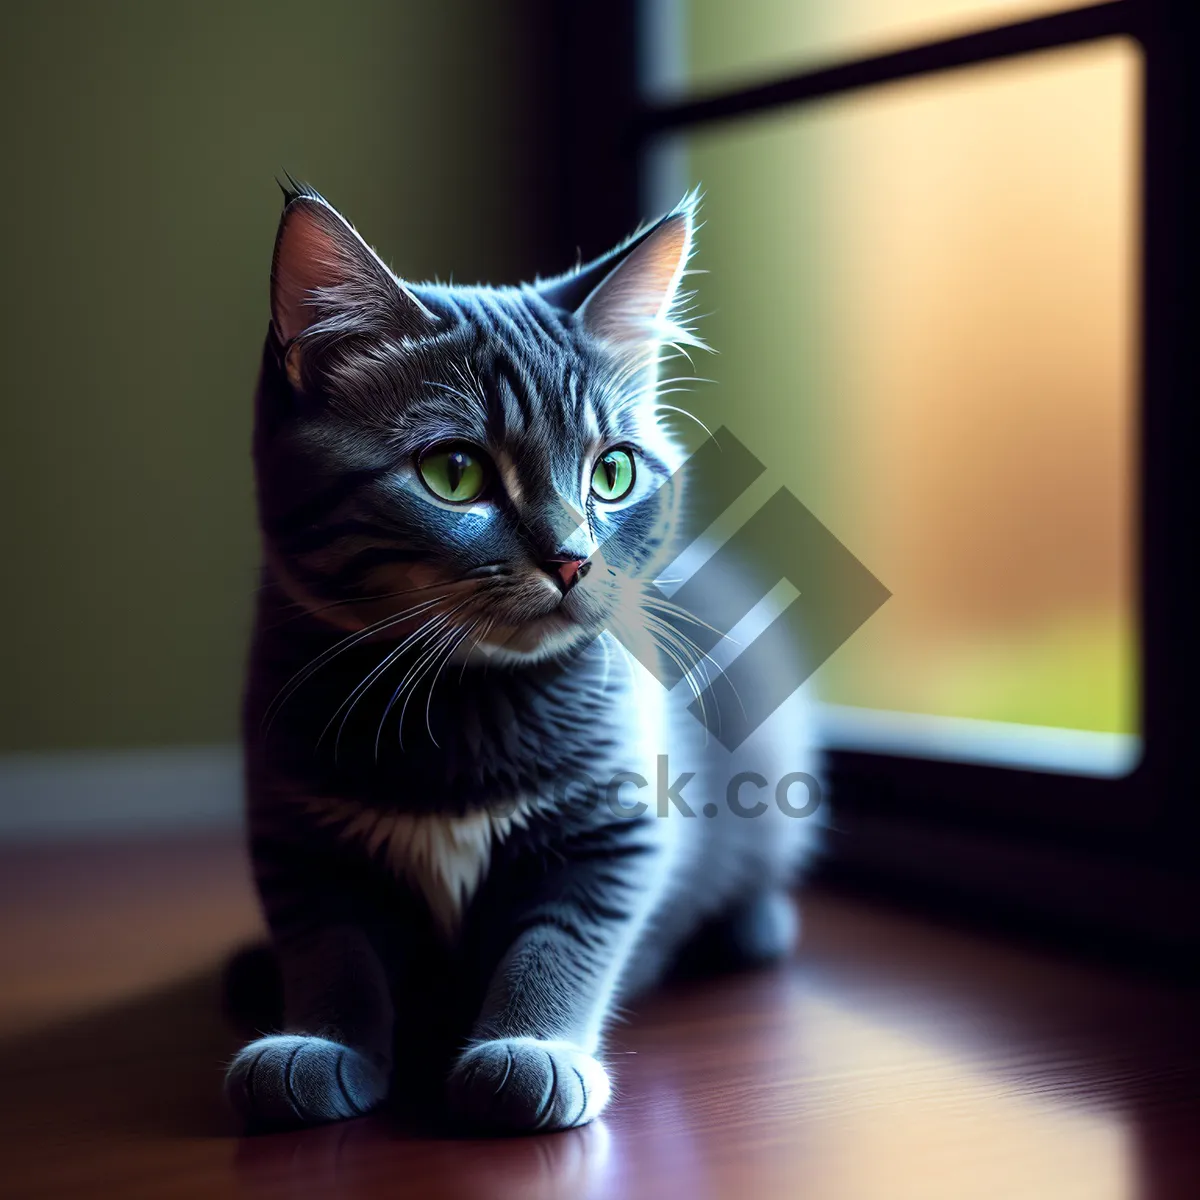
(543, 557, 590, 592)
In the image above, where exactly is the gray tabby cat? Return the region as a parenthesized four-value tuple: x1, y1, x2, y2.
(225, 180, 819, 1133)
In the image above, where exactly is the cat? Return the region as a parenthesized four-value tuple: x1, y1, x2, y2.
(225, 179, 820, 1133)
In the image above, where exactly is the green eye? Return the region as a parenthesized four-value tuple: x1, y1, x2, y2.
(591, 448, 636, 502)
(417, 443, 487, 503)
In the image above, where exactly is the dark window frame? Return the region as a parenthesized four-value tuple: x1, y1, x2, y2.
(558, 0, 1198, 953)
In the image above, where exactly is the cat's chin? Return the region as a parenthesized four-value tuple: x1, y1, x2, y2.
(474, 613, 596, 666)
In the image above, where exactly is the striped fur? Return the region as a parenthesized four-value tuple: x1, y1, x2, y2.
(227, 183, 819, 1134)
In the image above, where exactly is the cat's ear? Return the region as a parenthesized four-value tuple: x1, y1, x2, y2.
(538, 194, 700, 360)
(270, 180, 437, 388)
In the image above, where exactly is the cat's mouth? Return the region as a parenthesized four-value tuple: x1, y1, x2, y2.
(470, 581, 605, 661)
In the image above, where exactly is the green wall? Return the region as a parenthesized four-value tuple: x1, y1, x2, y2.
(0, 1, 551, 752)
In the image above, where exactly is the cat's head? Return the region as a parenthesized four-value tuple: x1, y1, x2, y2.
(254, 181, 701, 664)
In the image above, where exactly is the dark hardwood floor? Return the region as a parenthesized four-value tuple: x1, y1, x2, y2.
(0, 833, 1196, 1199)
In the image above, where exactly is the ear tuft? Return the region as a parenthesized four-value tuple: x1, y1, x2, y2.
(538, 191, 703, 360)
(276, 170, 326, 210)
(269, 187, 437, 387)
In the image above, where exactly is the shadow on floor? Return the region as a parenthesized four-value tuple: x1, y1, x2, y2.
(0, 965, 241, 1140)
(0, 964, 616, 1198)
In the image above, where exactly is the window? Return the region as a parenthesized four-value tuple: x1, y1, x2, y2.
(563, 0, 1198, 944)
(666, 39, 1139, 761)
(667, 1, 1109, 96)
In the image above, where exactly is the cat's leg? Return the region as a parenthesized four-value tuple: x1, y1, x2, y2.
(226, 922, 393, 1129)
(722, 887, 799, 962)
(224, 842, 394, 1129)
(446, 820, 667, 1133)
(676, 887, 799, 977)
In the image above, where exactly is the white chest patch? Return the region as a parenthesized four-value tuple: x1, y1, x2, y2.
(306, 797, 537, 938)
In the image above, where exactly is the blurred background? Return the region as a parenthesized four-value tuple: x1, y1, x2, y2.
(0, 0, 1146, 837)
(664, 12, 1139, 740)
(0, 0, 572, 835)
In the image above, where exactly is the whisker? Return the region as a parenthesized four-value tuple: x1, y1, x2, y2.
(641, 608, 729, 721)
(653, 403, 714, 441)
(643, 610, 749, 728)
(260, 580, 460, 633)
(262, 595, 446, 731)
(396, 619, 468, 751)
(425, 619, 478, 747)
(641, 595, 741, 646)
(261, 567, 489, 729)
(656, 375, 717, 388)
(323, 641, 413, 758)
(373, 599, 473, 757)
(643, 610, 724, 687)
(323, 605, 459, 757)
(458, 618, 495, 684)
(644, 616, 713, 735)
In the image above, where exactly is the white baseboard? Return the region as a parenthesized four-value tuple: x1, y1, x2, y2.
(0, 745, 243, 840)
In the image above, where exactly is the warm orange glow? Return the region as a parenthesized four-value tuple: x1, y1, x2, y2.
(682, 39, 1139, 733)
(685, 0, 1103, 92)
(789, 994, 1133, 1200)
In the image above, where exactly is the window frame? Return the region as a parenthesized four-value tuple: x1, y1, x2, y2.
(558, 0, 1199, 950)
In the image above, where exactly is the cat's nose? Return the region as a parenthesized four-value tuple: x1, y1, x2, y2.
(542, 556, 591, 593)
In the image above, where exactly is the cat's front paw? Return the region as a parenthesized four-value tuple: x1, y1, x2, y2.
(225, 1034, 388, 1129)
(447, 1037, 611, 1132)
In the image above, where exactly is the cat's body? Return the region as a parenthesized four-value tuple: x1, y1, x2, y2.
(226, 183, 819, 1132)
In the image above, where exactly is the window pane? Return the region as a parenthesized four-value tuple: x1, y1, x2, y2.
(665, 39, 1140, 737)
(671, 1, 1102, 97)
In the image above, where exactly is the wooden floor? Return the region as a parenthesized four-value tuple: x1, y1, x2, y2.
(0, 834, 1196, 1200)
